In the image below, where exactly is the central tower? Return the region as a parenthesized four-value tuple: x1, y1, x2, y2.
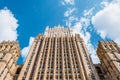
(18, 26, 99, 80)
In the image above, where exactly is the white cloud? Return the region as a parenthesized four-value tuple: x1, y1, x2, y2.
(65, 16, 78, 27)
(0, 7, 35, 63)
(62, 0, 100, 63)
(0, 7, 18, 42)
(101, 1, 109, 8)
(72, 21, 100, 64)
(61, 0, 75, 5)
(81, 8, 94, 30)
(64, 8, 76, 17)
(92, 0, 120, 44)
(91, 54, 100, 64)
(61, 1, 65, 5)
(21, 37, 34, 62)
(83, 8, 94, 17)
(71, 9, 93, 40)
(70, 8, 100, 64)
(80, 17, 90, 30)
(72, 22, 91, 44)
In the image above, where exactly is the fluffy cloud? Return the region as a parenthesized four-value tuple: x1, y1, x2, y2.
(83, 8, 94, 17)
(21, 37, 34, 62)
(64, 8, 76, 17)
(72, 21, 100, 64)
(61, 0, 75, 5)
(62, 0, 100, 63)
(70, 9, 100, 64)
(65, 16, 78, 27)
(0, 7, 34, 63)
(72, 22, 91, 44)
(0, 7, 18, 42)
(92, 0, 120, 44)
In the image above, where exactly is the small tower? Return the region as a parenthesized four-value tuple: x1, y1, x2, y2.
(0, 41, 20, 80)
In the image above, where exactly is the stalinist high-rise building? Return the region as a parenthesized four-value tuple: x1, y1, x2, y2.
(1, 26, 120, 80)
(18, 26, 99, 80)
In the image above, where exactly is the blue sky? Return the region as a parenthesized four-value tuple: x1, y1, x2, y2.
(0, 0, 120, 64)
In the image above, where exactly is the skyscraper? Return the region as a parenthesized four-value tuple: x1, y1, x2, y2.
(0, 41, 20, 80)
(18, 26, 99, 80)
(97, 41, 120, 80)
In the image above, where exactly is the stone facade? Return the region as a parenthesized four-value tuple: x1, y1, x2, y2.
(1, 26, 120, 80)
(97, 41, 120, 80)
(18, 26, 99, 80)
(0, 41, 20, 80)
(94, 64, 105, 80)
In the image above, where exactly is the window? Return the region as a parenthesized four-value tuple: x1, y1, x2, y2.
(109, 45, 112, 49)
(118, 61, 120, 66)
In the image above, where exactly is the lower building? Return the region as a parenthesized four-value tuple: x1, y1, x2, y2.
(0, 41, 20, 80)
(97, 41, 120, 80)
(13, 65, 23, 80)
(94, 64, 105, 80)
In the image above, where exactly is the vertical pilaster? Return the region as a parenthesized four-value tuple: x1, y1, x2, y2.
(53, 37, 57, 80)
(72, 36, 87, 80)
(66, 37, 75, 80)
(43, 37, 51, 80)
(61, 37, 65, 80)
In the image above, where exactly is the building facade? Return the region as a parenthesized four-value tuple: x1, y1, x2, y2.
(94, 64, 105, 80)
(18, 26, 99, 80)
(97, 41, 120, 80)
(0, 41, 20, 80)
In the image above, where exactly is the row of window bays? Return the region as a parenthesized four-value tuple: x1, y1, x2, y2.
(22, 36, 84, 80)
(40, 36, 81, 48)
(97, 48, 120, 80)
(32, 36, 91, 69)
(35, 37, 91, 72)
(35, 36, 85, 53)
(22, 36, 92, 80)
(34, 36, 89, 64)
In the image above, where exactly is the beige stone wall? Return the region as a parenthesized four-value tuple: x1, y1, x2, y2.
(18, 27, 99, 80)
(97, 41, 120, 80)
(0, 41, 20, 80)
(94, 64, 106, 80)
